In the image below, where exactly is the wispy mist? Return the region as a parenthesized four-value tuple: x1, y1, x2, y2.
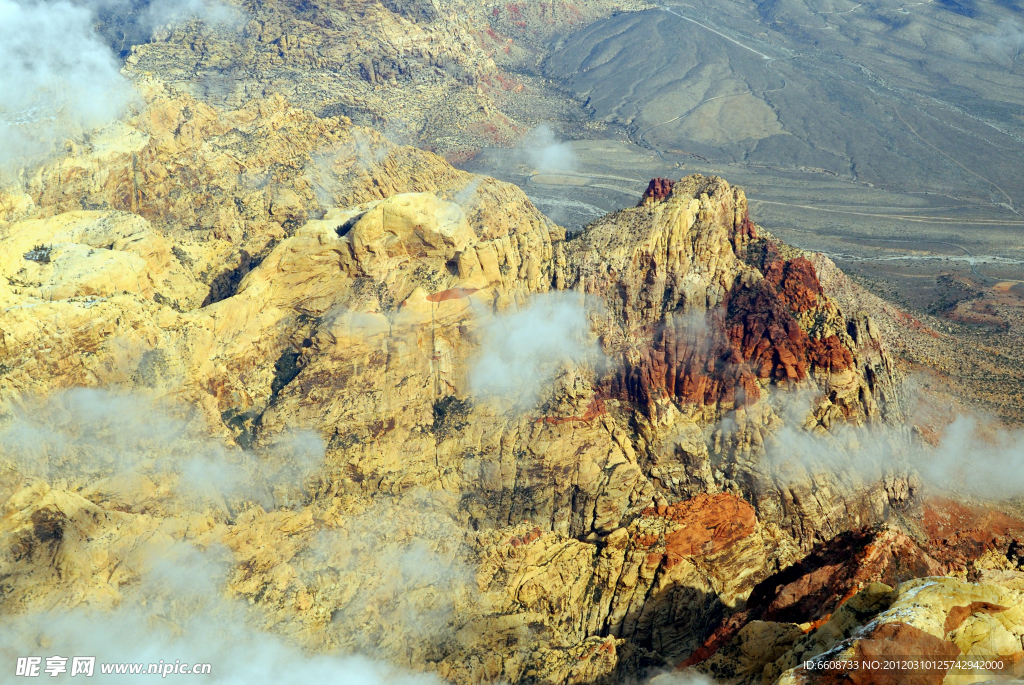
(648, 670, 721, 685)
(752, 384, 1024, 501)
(310, 493, 481, 659)
(304, 132, 393, 210)
(974, 20, 1024, 66)
(0, 538, 445, 684)
(925, 415, 1024, 498)
(0, 390, 472, 682)
(521, 124, 578, 173)
(0, 388, 323, 509)
(89, 0, 242, 46)
(469, 291, 603, 404)
(138, 0, 239, 29)
(0, 0, 135, 172)
(0, 0, 241, 175)
(453, 177, 483, 210)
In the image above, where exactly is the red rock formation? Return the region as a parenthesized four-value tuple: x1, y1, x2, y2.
(921, 497, 1024, 572)
(608, 248, 853, 411)
(754, 531, 942, 624)
(638, 178, 675, 205)
(944, 601, 1008, 632)
(534, 397, 607, 426)
(509, 526, 543, 547)
(640, 493, 758, 562)
(682, 527, 944, 668)
(679, 613, 751, 669)
(734, 207, 757, 241)
(764, 254, 824, 314)
(844, 622, 962, 685)
(426, 286, 480, 302)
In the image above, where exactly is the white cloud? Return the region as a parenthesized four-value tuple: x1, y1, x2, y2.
(469, 291, 603, 405)
(311, 494, 481, 658)
(0, 0, 136, 173)
(925, 414, 1024, 499)
(0, 390, 467, 683)
(0, 538, 446, 684)
(0, 388, 324, 508)
(0, 0, 244, 176)
(750, 384, 1024, 500)
(647, 670, 722, 685)
(974, 20, 1024, 66)
(522, 124, 578, 172)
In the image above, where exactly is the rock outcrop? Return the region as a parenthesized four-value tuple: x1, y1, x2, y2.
(639, 177, 675, 205)
(920, 497, 1024, 577)
(567, 177, 876, 418)
(1, 0, 1020, 672)
(771, 576, 1024, 685)
(0, 89, 985, 684)
(107, 0, 652, 159)
(689, 526, 946, 672)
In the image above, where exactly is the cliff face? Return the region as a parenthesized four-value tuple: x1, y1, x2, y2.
(576, 178, 861, 412)
(1, 88, 1015, 684)
(561, 177, 909, 548)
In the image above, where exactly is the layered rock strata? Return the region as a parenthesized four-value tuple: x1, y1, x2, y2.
(0, 106, 975, 683)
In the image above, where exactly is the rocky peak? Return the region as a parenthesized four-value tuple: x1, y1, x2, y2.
(560, 175, 879, 427)
(0, 107, 950, 685)
(638, 177, 675, 205)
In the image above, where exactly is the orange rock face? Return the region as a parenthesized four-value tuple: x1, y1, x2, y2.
(922, 496, 1024, 572)
(839, 622, 963, 685)
(751, 527, 944, 624)
(683, 527, 944, 668)
(944, 601, 1009, 632)
(643, 493, 758, 559)
(638, 177, 675, 205)
(609, 242, 854, 411)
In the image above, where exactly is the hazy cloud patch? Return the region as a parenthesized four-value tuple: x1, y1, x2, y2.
(647, 670, 723, 685)
(925, 414, 1024, 498)
(0, 388, 325, 508)
(974, 19, 1024, 66)
(310, 493, 481, 658)
(0, 538, 446, 685)
(0, 0, 242, 175)
(0, 389, 469, 683)
(521, 124, 578, 172)
(744, 384, 1024, 500)
(453, 177, 483, 210)
(139, 0, 241, 28)
(304, 132, 393, 210)
(0, 0, 136, 173)
(469, 291, 604, 405)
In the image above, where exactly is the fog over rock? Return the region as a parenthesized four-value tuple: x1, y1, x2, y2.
(2, 0, 1024, 683)
(0, 0, 134, 172)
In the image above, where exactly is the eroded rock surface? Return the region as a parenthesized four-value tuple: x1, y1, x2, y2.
(0, 93, 1003, 684)
(770, 576, 1024, 685)
(116, 0, 652, 157)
